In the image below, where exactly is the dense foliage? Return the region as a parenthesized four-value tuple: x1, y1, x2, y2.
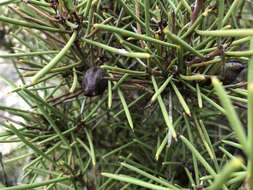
(0, 0, 253, 189)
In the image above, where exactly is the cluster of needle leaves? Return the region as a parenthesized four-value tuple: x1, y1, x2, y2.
(0, 0, 253, 189)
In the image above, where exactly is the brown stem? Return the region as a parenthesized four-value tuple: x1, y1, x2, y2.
(135, 0, 145, 48)
(191, 0, 204, 24)
(26, 3, 59, 22)
(8, 5, 50, 26)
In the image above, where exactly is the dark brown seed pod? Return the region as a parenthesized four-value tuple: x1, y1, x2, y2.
(220, 61, 246, 84)
(0, 30, 5, 39)
(82, 66, 108, 97)
(0, 29, 6, 44)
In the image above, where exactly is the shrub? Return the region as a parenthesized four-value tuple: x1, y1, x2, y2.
(0, 0, 253, 189)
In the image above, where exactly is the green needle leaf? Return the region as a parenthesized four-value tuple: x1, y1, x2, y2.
(212, 77, 248, 155)
(117, 88, 134, 130)
(32, 31, 77, 83)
